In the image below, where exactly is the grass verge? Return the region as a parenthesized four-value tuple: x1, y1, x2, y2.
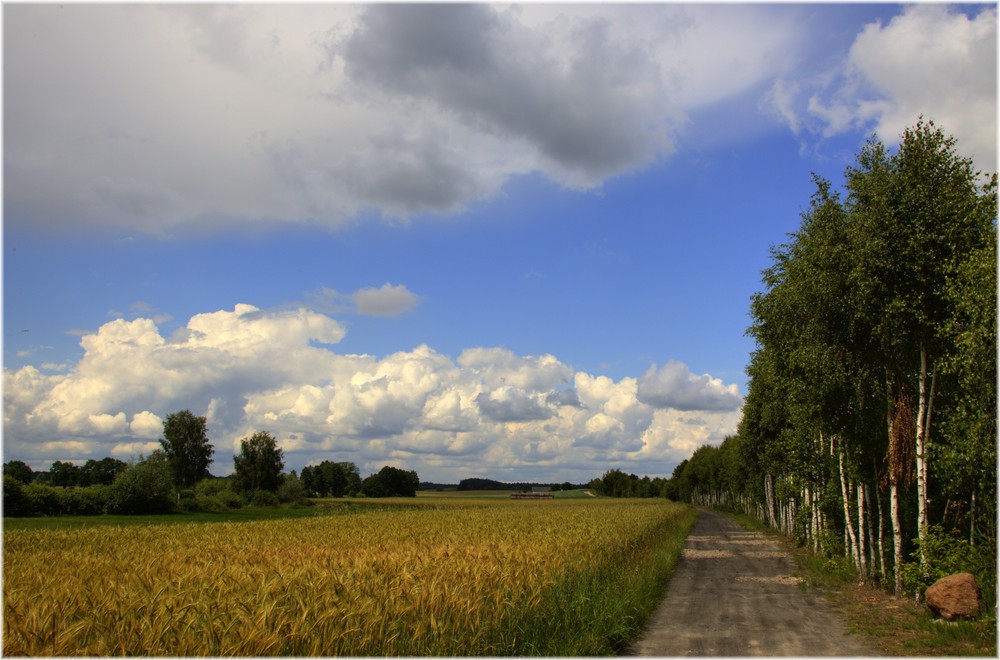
(716, 507, 997, 656)
(496, 503, 699, 655)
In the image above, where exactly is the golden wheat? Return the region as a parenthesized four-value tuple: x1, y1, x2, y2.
(4, 498, 688, 656)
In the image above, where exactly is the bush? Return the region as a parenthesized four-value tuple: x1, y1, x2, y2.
(902, 524, 994, 606)
(192, 495, 226, 513)
(58, 485, 109, 516)
(23, 483, 61, 516)
(277, 475, 307, 505)
(3, 476, 31, 517)
(105, 455, 175, 515)
(194, 477, 231, 498)
(177, 494, 200, 512)
(250, 489, 280, 507)
(216, 490, 246, 509)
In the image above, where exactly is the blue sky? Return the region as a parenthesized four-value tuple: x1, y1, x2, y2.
(4, 3, 996, 484)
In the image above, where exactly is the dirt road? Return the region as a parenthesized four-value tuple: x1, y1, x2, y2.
(625, 509, 879, 656)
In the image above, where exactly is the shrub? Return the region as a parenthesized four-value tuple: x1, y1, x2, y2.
(277, 475, 307, 505)
(58, 485, 110, 516)
(177, 495, 200, 512)
(106, 455, 175, 515)
(193, 495, 228, 513)
(3, 476, 31, 517)
(216, 490, 246, 510)
(23, 483, 61, 516)
(194, 477, 230, 498)
(250, 489, 280, 507)
(902, 524, 994, 607)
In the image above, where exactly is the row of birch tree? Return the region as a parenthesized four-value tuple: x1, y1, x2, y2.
(671, 119, 996, 603)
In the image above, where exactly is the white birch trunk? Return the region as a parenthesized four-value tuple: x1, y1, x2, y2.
(915, 347, 929, 564)
(838, 442, 860, 571)
(814, 487, 823, 553)
(876, 482, 886, 578)
(891, 482, 903, 597)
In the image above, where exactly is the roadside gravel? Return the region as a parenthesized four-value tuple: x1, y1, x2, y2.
(625, 508, 880, 656)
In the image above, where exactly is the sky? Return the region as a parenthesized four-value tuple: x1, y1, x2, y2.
(3, 3, 997, 485)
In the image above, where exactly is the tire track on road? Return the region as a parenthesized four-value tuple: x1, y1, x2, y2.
(625, 508, 879, 656)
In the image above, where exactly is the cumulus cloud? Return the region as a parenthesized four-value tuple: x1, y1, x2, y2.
(636, 360, 743, 412)
(766, 4, 996, 170)
(3, 305, 742, 480)
(129, 411, 163, 439)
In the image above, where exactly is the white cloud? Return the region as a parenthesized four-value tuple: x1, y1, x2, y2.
(847, 4, 997, 170)
(769, 5, 997, 171)
(129, 411, 163, 439)
(3, 305, 742, 481)
(636, 360, 743, 412)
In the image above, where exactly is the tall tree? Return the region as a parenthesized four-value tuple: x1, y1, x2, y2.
(844, 119, 995, 592)
(160, 410, 214, 497)
(3, 460, 34, 484)
(49, 460, 81, 487)
(232, 431, 285, 494)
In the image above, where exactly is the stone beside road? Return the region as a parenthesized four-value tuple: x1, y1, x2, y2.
(925, 572, 982, 621)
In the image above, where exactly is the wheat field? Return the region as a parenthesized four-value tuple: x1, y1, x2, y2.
(4, 498, 693, 656)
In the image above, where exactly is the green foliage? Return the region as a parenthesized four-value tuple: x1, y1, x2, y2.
(216, 489, 246, 509)
(901, 525, 994, 606)
(105, 453, 175, 515)
(361, 465, 420, 497)
(80, 457, 127, 486)
(593, 469, 670, 498)
(232, 431, 284, 494)
(249, 489, 280, 507)
(160, 409, 214, 492)
(301, 461, 361, 497)
(3, 476, 31, 516)
(3, 460, 34, 484)
(22, 482, 62, 516)
(194, 476, 231, 497)
(277, 473, 307, 505)
(56, 485, 110, 515)
(49, 460, 81, 487)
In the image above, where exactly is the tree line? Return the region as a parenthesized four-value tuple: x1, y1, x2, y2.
(3, 409, 420, 517)
(668, 120, 996, 606)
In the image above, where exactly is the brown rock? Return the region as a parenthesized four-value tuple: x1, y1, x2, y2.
(925, 572, 981, 621)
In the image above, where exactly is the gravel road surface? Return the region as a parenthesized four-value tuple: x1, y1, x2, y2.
(625, 508, 879, 656)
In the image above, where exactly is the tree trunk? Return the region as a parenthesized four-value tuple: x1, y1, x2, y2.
(838, 441, 861, 571)
(970, 491, 976, 546)
(891, 481, 903, 597)
(764, 473, 777, 528)
(857, 480, 868, 577)
(865, 483, 877, 579)
(915, 346, 932, 565)
(876, 482, 886, 579)
(814, 487, 823, 553)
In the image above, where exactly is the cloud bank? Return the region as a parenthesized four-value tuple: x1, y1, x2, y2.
(6, 4, 992, 236)
(3, 305, 742, 482)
